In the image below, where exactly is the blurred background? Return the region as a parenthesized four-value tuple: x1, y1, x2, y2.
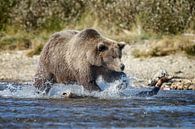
(0, 0, 195, 57)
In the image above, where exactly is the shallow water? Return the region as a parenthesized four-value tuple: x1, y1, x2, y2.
(0, 81, 195, 129)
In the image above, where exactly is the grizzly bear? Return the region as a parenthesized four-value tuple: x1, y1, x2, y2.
(33, 28, 126, 92)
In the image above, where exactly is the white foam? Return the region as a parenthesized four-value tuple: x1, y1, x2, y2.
(0, 75, 137, 99)
(0, 83, 42, 98)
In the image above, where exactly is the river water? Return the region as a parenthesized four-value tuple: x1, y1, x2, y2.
(0, 80, 195, 129)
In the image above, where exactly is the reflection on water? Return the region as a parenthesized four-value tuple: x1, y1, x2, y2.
(0, 81, 195, 129)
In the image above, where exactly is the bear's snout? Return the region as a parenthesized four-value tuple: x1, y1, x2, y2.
(120, 63, 125, 71)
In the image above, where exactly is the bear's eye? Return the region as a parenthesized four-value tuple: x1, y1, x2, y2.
(97, 43, 108, 52)
(112, 56, 117, 59)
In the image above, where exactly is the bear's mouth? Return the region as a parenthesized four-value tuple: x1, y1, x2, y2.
(102, 64, 123, 72)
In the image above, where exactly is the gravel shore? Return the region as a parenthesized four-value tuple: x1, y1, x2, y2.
(0, 51, 38, 82)
(0, 46, 194, 89)
(123, 45, 195, 81)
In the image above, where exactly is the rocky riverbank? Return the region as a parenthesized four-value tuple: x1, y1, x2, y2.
(0, 45, 194, 90)
(0, 51, 38, 82)
(123, 45, 195, 90)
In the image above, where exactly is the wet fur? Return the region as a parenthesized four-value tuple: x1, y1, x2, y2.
(34, 29, 125, 92)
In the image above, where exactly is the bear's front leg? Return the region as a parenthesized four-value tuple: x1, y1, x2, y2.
(87, 80, 102, 91)
(76, 67, 102, 92)
(78, 75, 101, 92)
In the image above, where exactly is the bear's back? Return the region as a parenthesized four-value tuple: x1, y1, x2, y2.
(40, 30, 79, 66)
(51, 30, 79, 45)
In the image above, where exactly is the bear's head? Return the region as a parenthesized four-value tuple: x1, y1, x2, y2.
(95, 41, 126, 72)
(83, 29, 126, 72)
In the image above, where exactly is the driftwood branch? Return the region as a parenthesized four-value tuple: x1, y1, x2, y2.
(136, 73, 174, 97)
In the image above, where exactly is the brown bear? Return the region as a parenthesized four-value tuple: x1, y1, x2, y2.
(33, 28, 126, 92)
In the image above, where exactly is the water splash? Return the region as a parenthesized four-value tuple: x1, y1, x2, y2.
(0, 82, 41, 98)
(0, 75, 145, 99)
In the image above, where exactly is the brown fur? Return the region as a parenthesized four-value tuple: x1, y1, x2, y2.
(34, 28, 126, 92)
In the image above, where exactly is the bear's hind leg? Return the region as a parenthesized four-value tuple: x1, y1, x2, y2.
(33, 72, 56, 94)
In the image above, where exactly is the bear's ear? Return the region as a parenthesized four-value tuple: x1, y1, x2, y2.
(118, 42, 126, 50)
(97, 42, 108, 52)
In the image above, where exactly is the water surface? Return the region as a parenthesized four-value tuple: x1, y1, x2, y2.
(0, 82, 194, 129)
